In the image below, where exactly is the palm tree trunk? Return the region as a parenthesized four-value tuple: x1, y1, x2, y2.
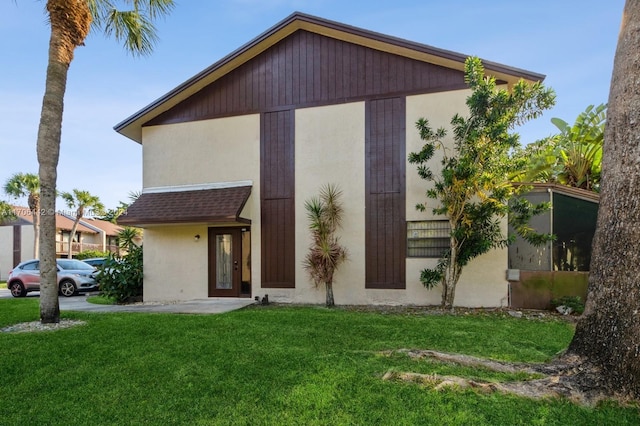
(67, 218, 80, 258)
(38, 0, 91, 323)
(37, 34, 69, 323)
(325, 281, 335, 307)
(28, 194, 40, 258)
(566, 0, 640, 399)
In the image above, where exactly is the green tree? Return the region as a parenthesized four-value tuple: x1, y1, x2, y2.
(303, 184, 348, 307)
(60, 189, 105, 258)
(100, 190, 140, 223)
(33, 0, 174, 323)
(3, 173, 40, 258)
(513, 104, 606, 192)
(408, 57, 555, 309)
(566, 0, 640, 399)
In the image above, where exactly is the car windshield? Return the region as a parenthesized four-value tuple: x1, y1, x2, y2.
(57, 259, 95, 271)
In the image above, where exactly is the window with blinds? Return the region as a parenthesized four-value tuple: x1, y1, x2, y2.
(407, 220, 450, 258)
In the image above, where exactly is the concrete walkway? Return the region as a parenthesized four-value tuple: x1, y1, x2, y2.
(0, 289, 256, 314)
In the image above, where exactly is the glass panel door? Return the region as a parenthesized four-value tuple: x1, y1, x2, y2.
(208, 228, 245, 297)
(216, 234, 233, 289)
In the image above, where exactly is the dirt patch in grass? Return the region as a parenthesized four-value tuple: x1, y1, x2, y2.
(250, 302, 579, 323)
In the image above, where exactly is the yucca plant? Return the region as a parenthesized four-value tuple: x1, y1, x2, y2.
(303, 184, 348, 307)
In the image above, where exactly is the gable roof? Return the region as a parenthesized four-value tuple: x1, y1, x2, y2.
(0, 205, 33, 226)
(55, 214, 98, 234)
(519, 183, 599, 203)
(0, 206, 98, 233)
(115, 12, 545, 143)
(79, 217, 124, 236)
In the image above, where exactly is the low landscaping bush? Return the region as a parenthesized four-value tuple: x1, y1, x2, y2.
(551, 295, 585, 315)
(96, 245, 142, 303)
(75, 250, 110, 260)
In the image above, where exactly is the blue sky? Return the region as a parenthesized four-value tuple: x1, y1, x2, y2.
(0, 1, 625, 209)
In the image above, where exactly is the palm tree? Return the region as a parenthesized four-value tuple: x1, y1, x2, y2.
(303, 184, 348, 307)
(60, 189, 105, 258)
(35, 0, 174, 323)
(0, 201, 17, 222)
(3, 173, 40, 258)
(512, 104, 606, 192)
(117, 226, 141, 252)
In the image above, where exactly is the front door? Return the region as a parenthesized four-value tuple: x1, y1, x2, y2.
(208, 228, 242, 297)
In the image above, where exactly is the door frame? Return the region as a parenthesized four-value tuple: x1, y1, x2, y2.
(208, 227, 242, 297)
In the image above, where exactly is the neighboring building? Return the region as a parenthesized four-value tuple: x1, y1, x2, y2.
(54, 213, 100, 257)
(508, 184, 599, 309)
(116, 12, 546, 306)
(0, 206, 125, 280)
(0, 207, 33, 280)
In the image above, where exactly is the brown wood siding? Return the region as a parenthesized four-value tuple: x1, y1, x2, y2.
(366, 98, 406, 289)
(261, 110, 295, 288)
(13, 225, 21, 268)
(146, 30, 466, 127)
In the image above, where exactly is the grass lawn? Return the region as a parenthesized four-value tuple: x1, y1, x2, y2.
(86, 294, 117, 305)
(0, 300, 637, 425)
(0, 280, 5, 289)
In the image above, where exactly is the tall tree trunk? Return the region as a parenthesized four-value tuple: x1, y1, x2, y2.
(38, 32, 68, 324)
(325, 281, 335, 307)
(38, 1, 91, 324)
(567, 0, 640, 399)
(441, 234, 460, 309)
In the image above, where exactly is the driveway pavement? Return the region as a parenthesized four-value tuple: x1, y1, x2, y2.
(0, 289, 256, 314)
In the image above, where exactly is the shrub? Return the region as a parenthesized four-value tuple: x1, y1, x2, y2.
(76, 250, 110, 260)
(96, 245, 143, 303)
(551, 295, 585, 315)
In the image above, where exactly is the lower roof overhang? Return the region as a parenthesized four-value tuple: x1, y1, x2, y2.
(118, 184, 252, 227)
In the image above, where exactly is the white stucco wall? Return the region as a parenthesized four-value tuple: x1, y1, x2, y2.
(405, 90, 509, 307)
(263, 102, 366, 304)
(140, 93, 508, 307)
(142, 114, 261, 188)
(143, 225, 210, 301)
(0, 226, 15, 280)
(140, 115, 261, 301)
(265, 92, 507, 307)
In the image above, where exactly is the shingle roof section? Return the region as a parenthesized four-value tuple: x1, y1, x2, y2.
(80, 218, 124, 236)
(0, 205, 97, 233)
(118, 186, 252, 226)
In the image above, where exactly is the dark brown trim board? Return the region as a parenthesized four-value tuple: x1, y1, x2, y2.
(13, 225, 21, 268)
(261, 110, 296, 288)
(365, 97, 406, 289)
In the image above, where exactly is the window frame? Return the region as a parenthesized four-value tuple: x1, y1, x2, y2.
(406, 220, 451, 258)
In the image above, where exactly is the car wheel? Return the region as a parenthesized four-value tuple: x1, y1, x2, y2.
(9, 281, 27, 298)
(59, 280, 77, 297)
